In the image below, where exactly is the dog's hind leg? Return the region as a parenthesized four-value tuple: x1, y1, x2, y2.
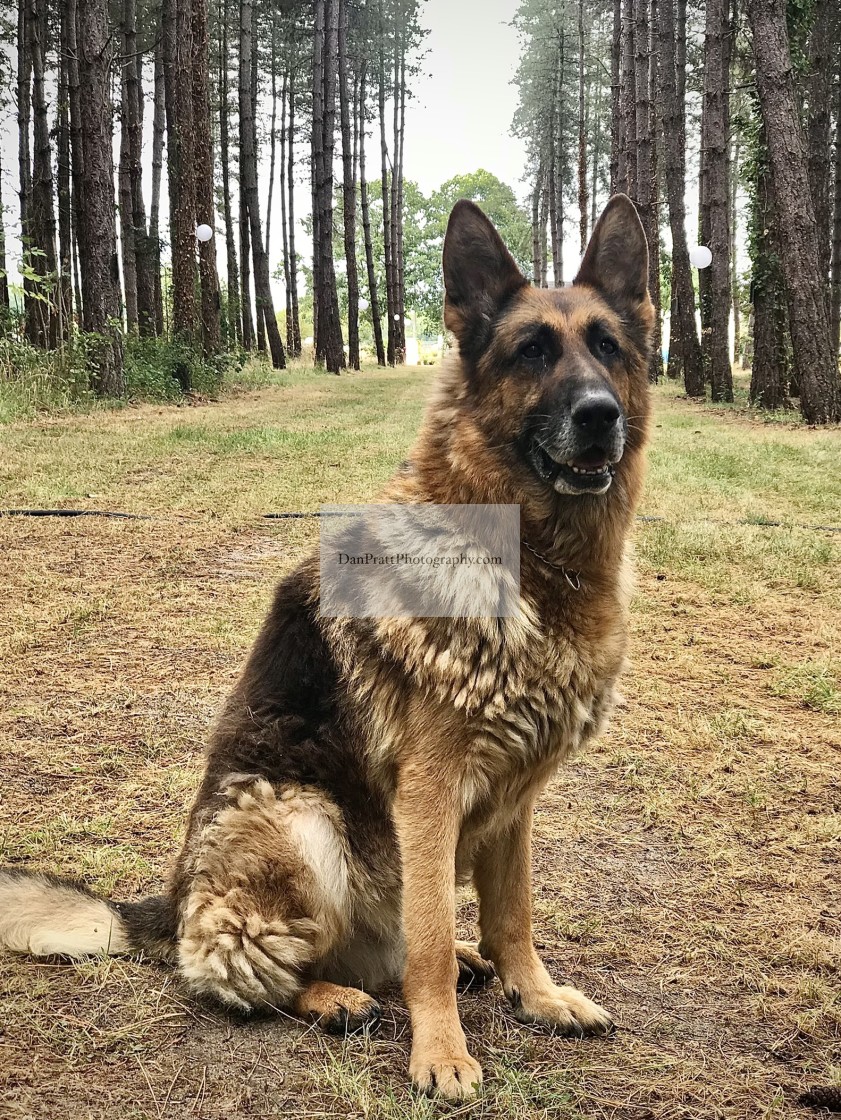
(176, 776, 354, 1015)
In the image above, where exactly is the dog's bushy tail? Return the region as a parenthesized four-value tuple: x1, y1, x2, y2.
(0, 869, 177, 961)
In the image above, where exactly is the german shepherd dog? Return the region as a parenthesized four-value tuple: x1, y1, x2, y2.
(0, 196, 653, 1099)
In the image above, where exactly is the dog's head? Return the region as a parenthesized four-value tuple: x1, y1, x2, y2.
(443, 196, 654, 498)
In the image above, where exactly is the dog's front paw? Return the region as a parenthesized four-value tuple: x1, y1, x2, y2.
(409, 1047, 483, 1099)
(508, 983, 614, 1038)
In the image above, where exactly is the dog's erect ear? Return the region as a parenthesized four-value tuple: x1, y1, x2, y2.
(574, 195, 649, 307)
(443, 200, 527, 355)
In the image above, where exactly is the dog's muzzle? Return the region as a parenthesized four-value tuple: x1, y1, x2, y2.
(526, 390, 627, 496)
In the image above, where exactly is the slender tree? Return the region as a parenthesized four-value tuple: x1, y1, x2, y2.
(192, 0, 222, 353)
(700, 0, 733, 400)
(746, 0, 840, 422)
(338, 0, 360, 369)
(76, 0, 124, 394)
(240, 0, 285, 366)
(358, 62, 385, 365)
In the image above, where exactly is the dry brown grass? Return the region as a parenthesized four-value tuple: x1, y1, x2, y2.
(1, 368, 839, 1119)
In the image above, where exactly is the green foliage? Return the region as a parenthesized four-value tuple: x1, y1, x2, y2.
(334, 170, 532, 337)
(123, 336, 238, 400)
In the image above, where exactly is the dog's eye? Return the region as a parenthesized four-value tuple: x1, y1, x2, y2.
(520, 342, 543, 361)
(599, 338, 618, 357)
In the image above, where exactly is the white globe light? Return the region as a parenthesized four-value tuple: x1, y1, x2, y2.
(358, 298, 369, 311)
(689, 245, 712, 269)
(196, 223, 213, 243)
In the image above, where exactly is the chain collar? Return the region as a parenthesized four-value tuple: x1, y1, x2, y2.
(521, 539, 582, 590)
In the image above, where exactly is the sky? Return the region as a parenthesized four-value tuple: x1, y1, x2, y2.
(401, 0, 529, 197)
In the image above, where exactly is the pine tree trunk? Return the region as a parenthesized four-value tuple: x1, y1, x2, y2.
(239, 0, 285, 367)
(119, 10, 138, 332)
(338, 0, 360, 369)
(378, 13, 395, 365)
(0, 145, 9, 312)
(310, 0, 344, 372)
(279, 69, 292, 353)
(57, 0, 73, 334)
(747, 0, 841, 422)
(218, 0, 241, 345)
(76, 0, 124, 394)
(634, 0, 659, 380)
(28, 0, 59, 348)
(648, 0, 662, 381)
(150, 13, 165, 334)
(611, 0, 623, 194)
(287, 63, 302, 357)
(164, 0, 198, 346)
(749, 153, 789, 410)
(538, 172, 549, 287)
(548, 64, 561, 286)
(358, 64, 385, 366)
(237, 0, 255, 350)
(531, 161, 542, 284)
(266, 24, 278, 259)
(804, 0, 834, 299)
(577, 0, 588, 252)
(66, 0, 85, 326)
(831, 72, 841, 354)
(394, 33, 407, 361)
(18, 0, 34, 337)
(701, 0, 733, 401)
(619, 0, 636, 197)
(192, 0, 222, 354)
(730, 125, 741, 364)
(657, 0, 704, 394)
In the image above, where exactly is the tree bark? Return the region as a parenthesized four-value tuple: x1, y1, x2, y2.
(0, 145, 9, 313)
(747, 0, 841, 422)
(218, 0, 241, 345)
(358, 63, 385, 366)
(749, 154, 789, 410)
(119, 4, 138, 333)
(619, 0, 636, 197)
(700, 0, 733, 401)
(150, 15, 166, 335)
(28, 0, 59, 348)
(287, 62, 302, 357)
(57, 0, 73, 334)
(378, 5, 395, 364)
(240, 0, 285, 367)
(164, 0, 198, 345)
(339, 0, 360, 369)
(804, 0, 835, 299)
(577, 0, 588, 252)
(657, 0, 704, 394)
(192, 0, 222, 354)
(76, 0, 124, 394)
(831, 70, 841, 355)
(610, 0, 623, 194)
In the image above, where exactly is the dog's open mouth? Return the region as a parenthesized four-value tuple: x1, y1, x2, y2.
(531, 441, 617, 492)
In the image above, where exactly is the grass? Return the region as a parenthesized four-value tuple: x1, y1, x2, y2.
(0, 366, 839, 1119)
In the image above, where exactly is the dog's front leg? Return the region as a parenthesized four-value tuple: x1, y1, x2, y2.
(394, 765, 482, 1099)
(475, 804, 614, 1037)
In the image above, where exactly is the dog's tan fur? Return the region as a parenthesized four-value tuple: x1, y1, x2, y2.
(0, 196, 653, 1098)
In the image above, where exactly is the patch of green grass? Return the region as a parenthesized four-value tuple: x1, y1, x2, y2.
(771, 659, 841, 714)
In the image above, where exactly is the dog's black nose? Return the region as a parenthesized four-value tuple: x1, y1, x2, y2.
(572, 393, 621, 433)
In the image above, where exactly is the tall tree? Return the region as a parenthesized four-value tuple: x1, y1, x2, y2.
(338, 0, 360, 369)
(657, 0, 704, 394)
(312, 0, 344, 371)
(76, 0, 124, 394)
(746, 0, 841, 423)
(700, 0, 733, 400)
(358, 62, 386, 365)
(239, 0, 285, 367)
(218, 0, 241, 345)
(192, 0, 222, 353)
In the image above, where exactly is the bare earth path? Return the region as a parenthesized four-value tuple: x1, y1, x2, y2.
(0, 370, 839, 1119)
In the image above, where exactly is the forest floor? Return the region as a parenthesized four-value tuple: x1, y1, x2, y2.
(0, 367, 839, 1120)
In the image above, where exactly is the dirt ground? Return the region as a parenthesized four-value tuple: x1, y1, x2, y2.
(0, 372, 839, 1119)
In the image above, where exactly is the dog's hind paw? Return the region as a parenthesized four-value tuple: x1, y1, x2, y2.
(455, 941, 495, 991)
(508, 982, 615, 1038)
